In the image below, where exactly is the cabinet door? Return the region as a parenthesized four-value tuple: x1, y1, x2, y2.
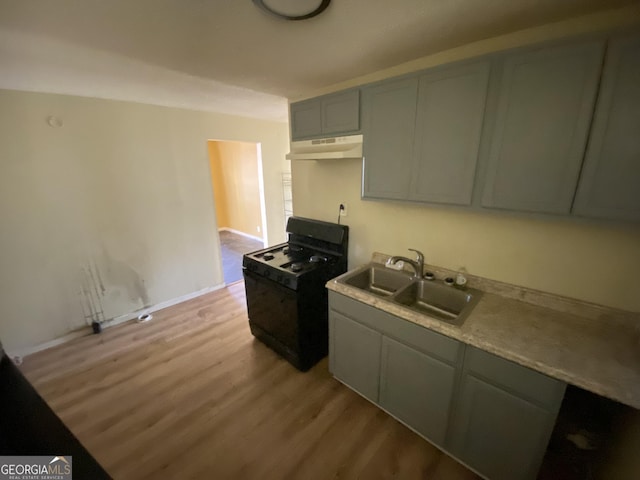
(449, 375, 558, 480)
(329, 311, 382, 402)
(411, 61, 490, 205)
(481, 40, 604, 214)
(362, 77, 419, 200)
(379, 337, 456, 447)
(449, 347, 565, 480)
(322, 90, 360, 135)
(290, 99, 322, 139)
(573, 34, 640, 221)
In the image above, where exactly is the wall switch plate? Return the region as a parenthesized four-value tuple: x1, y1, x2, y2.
(339, 203, 348, 217)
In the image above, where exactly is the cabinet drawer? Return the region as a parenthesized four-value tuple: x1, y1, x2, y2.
(465, 347, 566, 410)
(329, 292, 461, 364)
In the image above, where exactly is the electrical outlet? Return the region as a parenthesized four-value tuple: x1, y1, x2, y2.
(339, 203, 348, 217)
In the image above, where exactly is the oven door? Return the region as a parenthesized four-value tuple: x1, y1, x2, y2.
(243, 269, 299, 352)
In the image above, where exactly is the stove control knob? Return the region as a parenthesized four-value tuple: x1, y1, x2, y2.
(264, 270, 270, 278)
(282, 278, 289, 286)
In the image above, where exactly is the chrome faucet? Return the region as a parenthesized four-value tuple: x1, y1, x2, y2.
(388, 249, 424, 279)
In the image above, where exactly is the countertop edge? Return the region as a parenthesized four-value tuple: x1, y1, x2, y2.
(326, 265, 640, 410)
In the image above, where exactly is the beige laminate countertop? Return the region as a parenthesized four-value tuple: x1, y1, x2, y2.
(327, 255, 640, 410)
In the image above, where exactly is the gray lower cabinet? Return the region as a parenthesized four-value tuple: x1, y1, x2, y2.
(480, 40, 605, 214)
(361, 77, 419, 200)
(572, 33, 640, 221)
(329, 292, 567, 480)
(448, 347, 566, 480)
(329, 310, 381, 402)
(379, 336, 456, 447)
(290, 89, 360, 140)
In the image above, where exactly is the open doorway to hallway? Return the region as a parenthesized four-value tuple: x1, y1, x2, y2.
(208, 140, 267, 284)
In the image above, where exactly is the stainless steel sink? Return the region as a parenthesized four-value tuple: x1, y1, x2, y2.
(393, 280, 482, 325)
(343, 266, 414, 297)
(336, 263, 483, 326)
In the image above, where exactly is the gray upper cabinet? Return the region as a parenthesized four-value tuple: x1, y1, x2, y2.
(290, 99, 322, 139)
(362, 61, 490, 204)
(481, 40, 605, 214)
(448, 347, 566, 480)
(572, 34, 640, 221)
(290, 89, 360, 140)
(294, 33, 638, 223)
(322, 90, 360, 135)
(329, 310, 381, 402)
(411, 60, 490, 205)
(379, 336, 457, 447)
(361, 77, 419, 200)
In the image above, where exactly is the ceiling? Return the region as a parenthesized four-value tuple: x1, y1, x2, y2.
(0, 0, 635, 122)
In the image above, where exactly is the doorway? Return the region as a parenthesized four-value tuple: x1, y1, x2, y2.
(208, 140, 267, 284)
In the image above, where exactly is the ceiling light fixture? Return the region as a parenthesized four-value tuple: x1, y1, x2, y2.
(252, 0, 331, 21)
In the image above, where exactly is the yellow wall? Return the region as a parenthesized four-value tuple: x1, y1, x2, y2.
(291, 10, 640, 313)
(208, 141, 230, 229)
(0, 89, 288, 353)
(208, 140, 263, 238)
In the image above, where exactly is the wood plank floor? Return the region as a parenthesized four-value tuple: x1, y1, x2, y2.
(21, 283, 480, 480)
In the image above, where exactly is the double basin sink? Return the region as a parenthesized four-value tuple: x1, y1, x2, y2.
(335, 264, 482, 327)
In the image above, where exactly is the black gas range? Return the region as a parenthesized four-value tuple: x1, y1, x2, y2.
(243, 217, 348, 371)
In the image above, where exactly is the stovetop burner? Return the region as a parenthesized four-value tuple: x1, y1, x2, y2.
(245, 242, 340, 281)
(243, 217, 349, 291)
(282, 245, 303, 255)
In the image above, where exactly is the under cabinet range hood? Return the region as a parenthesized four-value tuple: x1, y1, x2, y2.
(286, 134, 363, 161)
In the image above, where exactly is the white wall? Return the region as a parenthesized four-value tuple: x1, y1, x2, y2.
(0, 89, 289, 353)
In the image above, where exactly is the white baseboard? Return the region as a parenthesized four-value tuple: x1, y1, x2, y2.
(8, 329, 92, 363)
(102, 283, 226, 328)
(218, 227, 264, 244)
(10, 283, 226, 360)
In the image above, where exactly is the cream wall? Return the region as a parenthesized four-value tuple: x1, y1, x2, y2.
(0, 89, 288, 353)
(208, 141, 263, 239)
(293, 4, 640, 101)
(291, 11, 640, 313)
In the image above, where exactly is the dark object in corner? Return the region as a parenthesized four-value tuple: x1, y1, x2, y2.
(0, 354, 111, 479)
(92, 321, 102, 334)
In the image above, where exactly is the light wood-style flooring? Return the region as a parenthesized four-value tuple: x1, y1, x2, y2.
(21, 282, 480, 480)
